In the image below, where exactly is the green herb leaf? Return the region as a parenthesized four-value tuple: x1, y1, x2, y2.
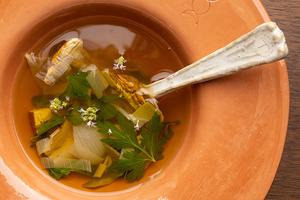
(109, 151, 148, 182)
(98, 113, 177, 182)
(98, 103, 117, 120)
(48, 167, 93, 180)
(64, 72, 90, 100)
(48, 168, 71, 180)
(67, 109, 83, 125)
(140, 112, 163, 161)
(98, 117, 137, 150)
(37, 115, 65, 135)
(32, 95, 50, 108)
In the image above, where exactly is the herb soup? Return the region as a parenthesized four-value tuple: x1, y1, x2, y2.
(13, 17, 192, 192)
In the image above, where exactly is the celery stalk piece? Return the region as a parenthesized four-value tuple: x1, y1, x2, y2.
(85, 66, 109, 98)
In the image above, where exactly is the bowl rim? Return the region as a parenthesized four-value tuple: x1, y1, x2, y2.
(0, 0, 289, 199)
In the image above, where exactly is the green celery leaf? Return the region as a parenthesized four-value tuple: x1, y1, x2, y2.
(64, 72, 91, 100)
(140, 112, 163, 161)
(37, 115, 65, 135)
(109, 151, 148, 182)
(48, 168, 71, 180)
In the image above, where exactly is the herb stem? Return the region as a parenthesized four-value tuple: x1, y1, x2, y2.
(132, 143, 156, 162)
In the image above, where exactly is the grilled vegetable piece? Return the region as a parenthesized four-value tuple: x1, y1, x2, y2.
(102, 69, 145, 109)
(29, 108, 53, 129)
(44, 38, 84, 85)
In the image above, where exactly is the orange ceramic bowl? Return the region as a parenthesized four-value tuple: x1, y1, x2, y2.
(0, 0, 289, 199)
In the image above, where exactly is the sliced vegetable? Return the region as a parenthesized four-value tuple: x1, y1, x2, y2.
(36, 137, 51, 155)
(93, 156, 112, 178)
(83, 172, 121, 188)
(84, 65, 109, 99)
(130, 102, 157, 129)
(72, 125, 106, 164)
(102, 69, 145, 109)
(49, 120, 73, 150)
(36, 115, 65, 135)
(29, 108, 53, 129)
(103, 144, 120, 161)
(49, 137, 74, 160)
(41, 157, 92, 172)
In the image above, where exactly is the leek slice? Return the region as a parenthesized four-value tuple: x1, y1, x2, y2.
(93, 156, 112, 178)
(49, 120, 73, 151)
(36, 138, 51, 155)
(83, 65, 109, 98)
(49, 137, 74, 160)
(130, 102, 157, 129)
(41, 157, 92, 172)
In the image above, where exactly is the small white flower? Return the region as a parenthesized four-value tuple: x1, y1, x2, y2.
(108, 128, 112, 135)
(78, 108, 85, 113)
(134, 120, 140, 131)
(65, 96, 70, 101)
(113, 56, 127, 71)
(86, 121, 96, 128)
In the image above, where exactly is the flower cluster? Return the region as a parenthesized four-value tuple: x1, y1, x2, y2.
(113, 55, 127, 71)
(49, 97, 69, 112)
(78, 107, 99, 127)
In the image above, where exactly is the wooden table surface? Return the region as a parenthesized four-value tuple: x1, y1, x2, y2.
(262, 0, 300, 199)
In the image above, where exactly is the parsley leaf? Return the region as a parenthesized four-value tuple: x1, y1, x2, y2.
(64, 72, 90, 100)
(98, 112, 178, 182)
(140, 112, 164, 161)
(109, 151, 149, 182)
(37, 115, 65, 135)
(48, 168, 71, 180)
(98, 114, 139, 150)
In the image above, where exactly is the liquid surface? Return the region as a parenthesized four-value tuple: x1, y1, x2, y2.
(13, 17, 192, 192)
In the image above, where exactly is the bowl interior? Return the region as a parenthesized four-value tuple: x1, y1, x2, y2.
(11, 3, 192, 193)
(0, 0, 289, 199)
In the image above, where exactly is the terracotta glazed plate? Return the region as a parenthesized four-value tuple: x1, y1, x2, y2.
(0, 0, 289, 199)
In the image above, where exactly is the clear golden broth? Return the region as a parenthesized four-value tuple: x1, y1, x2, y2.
(13, 17, 192, 192)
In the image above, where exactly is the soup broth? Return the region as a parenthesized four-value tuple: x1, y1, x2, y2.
(13, 16, 192, 192)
